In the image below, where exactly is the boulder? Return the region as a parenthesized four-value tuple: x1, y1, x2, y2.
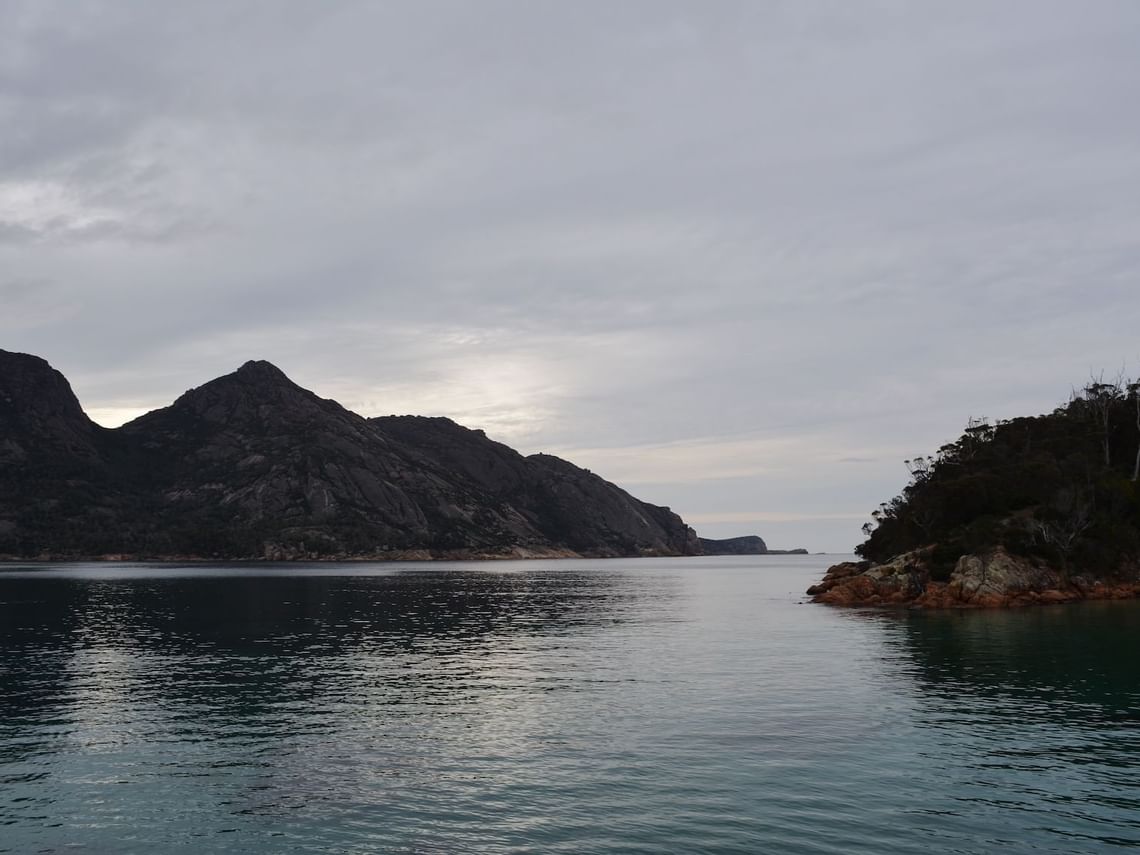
(946, 548, 1060, 604)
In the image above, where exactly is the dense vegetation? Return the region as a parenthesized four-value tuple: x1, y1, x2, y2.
(857, 377, 1140, 580)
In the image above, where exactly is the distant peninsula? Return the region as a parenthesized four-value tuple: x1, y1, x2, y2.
(0, 350, 705, 561)
(809, 379, 1140, 607)
(699, 535, 807, 555)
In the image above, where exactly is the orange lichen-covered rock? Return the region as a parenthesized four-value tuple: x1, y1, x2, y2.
(815, 574, 880, 606)
(808, 546, 1139, 609)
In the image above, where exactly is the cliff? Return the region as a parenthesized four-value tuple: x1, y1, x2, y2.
(0, 351, 699, 560)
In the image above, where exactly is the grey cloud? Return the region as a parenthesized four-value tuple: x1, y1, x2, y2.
(0, 222, 38, 244)
(3, 1, 1140, 551)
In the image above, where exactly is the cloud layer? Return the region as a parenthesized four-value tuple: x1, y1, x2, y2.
(4, 1, 1139, 550)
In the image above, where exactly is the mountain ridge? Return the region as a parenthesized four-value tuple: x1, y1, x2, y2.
(0, 350, 700, 561)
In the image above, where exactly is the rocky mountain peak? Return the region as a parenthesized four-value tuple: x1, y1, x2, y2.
(234, 359, 291, 383)
(0, 349, 99, 460)
(0, 349, 80, 411)
(150, 358, 329, 429)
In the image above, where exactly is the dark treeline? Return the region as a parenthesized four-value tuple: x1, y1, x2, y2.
(858, 376, 1140, 579)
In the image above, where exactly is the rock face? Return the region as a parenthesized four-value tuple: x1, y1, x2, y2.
(0, 351, 104, 465)
(0, 351, 700, 560)
(807, 547, 1140, 608)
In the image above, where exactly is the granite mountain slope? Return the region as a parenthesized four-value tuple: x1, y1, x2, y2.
(0, 351, 699, 559)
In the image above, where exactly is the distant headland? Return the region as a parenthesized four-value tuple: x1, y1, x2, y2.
(699, 535, 807, 556)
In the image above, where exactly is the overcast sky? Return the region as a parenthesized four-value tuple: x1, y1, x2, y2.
(3, 1, 1139, 552)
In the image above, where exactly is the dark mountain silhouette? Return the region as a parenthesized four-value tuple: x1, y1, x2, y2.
(0, 351, 699, 560)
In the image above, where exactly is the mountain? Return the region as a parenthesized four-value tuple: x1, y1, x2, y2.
(808, 379, 1140, 607)
(0, 351, 699, 560)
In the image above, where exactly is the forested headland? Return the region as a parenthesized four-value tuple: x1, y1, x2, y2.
(809, 377, 1140, 607)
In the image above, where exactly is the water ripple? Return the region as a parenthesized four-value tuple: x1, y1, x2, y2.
(1, 558, 1138, 853)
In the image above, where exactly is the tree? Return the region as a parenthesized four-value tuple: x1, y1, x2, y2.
(1078, 374, 1124, 468)
(1033, 488, 1093, 579)
(957, 416, 993, 461)
(904, 456, 933, 483)
(1130, 381, 1140, 482)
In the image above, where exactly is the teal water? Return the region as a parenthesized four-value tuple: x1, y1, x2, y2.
(1, 555, 1138, 853)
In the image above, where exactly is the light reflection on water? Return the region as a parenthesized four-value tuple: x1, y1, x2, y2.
(1, 556, 1137, 853)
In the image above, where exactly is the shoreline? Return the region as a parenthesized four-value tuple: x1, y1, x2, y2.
(0, 546, 716, 564)
(0, 549, 817, 565)
(807, 548, 1140, 609)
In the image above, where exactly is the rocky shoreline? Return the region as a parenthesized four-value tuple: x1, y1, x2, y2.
(807, 547, 1140, 608)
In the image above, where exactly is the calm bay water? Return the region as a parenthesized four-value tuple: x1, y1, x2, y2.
(1, 555, 1138, 854)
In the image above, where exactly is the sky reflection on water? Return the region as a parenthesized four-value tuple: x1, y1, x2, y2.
(1, 557, 1138, 853)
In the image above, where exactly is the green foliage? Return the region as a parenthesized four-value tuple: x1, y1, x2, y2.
(856, 378, 1140, 579)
